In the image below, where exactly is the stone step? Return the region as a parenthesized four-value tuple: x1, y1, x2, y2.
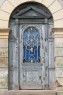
(0, 90, 56, 95)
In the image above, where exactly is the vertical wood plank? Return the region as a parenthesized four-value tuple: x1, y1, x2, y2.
(8, 22, 19, 90)
(19, 25, 24, 89)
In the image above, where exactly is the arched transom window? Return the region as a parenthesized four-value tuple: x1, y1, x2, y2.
(23, 26, 40, 63)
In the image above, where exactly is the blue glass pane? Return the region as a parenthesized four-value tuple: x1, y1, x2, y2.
(23, 27, 40, 63)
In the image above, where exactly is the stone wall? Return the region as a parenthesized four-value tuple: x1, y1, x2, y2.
(54, 28, 63, 89)
(0, 29, 9, 89)
(0, 28, 63, 90)
(0, 0, 63, 28)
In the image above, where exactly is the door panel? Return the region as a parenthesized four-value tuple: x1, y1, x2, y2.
(20, 24, 46, 89)
(20, 69, 42, 89)
(20, 64, 43, 89)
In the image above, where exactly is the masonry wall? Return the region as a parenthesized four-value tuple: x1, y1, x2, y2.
(0, 29, 9, 89)
(54, 29, 63, 89)
(0, 0, 63, 90)
(0, 28, 63, 90)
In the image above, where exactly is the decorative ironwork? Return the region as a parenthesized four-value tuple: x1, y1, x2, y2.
(23, 26, 40, 63)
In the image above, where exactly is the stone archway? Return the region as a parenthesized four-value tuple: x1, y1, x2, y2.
(8, 2, 55, 90)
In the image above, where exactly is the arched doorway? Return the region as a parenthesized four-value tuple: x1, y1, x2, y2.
(8, 2, 55, 90)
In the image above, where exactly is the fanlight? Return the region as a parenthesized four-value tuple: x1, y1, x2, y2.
(23, 27, 40, 63)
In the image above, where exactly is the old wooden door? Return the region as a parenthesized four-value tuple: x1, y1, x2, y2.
(19, 24, 48, 89)
(9, 3, 55, 90)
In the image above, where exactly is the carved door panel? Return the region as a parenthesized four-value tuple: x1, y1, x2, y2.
(19, 24, 48, 89)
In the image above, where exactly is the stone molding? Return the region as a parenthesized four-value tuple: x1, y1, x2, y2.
(0, 29, 10, 38)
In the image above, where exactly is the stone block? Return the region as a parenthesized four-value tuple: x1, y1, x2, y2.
(0, 20, 8, 29)
(53, 9, 63, 20)
(55, 48, 63, 56)
(0, 47, 8, 67)
(0, 48, 8, 57)
(0, 0, 5, 7)
(56, 78, 63, 87)
(55, 38, 63, 47)
(55, 57, 63, 67)
(21, 0, 32, 3)
(0, 68, 8, 89)
(0, 57, 8, 67)
(0, 90, 56, 95)
(0, 91, 8, 95)
(0, 10, 10, 21)
(49, 0, 62, 13)
(0, 0, 14, 13)
(54, 20, 63, 28)
(0, 39, 8, 47)
(57, 91, 63, 95)
(42, 0, 55, 7)
(56, 68, 63, 77)
(6, 0, 21, 7)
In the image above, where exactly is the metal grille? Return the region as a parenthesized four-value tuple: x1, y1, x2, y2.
(23, 26, 40, 63)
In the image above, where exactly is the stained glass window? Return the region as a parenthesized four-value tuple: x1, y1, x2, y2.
(23, 27, 40, 63)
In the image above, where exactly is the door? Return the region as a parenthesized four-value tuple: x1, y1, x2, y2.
(19, 24, 47, 89)
(8, 2, 55, 90)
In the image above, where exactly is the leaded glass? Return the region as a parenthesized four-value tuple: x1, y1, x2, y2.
(23, 27, 40, 63)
